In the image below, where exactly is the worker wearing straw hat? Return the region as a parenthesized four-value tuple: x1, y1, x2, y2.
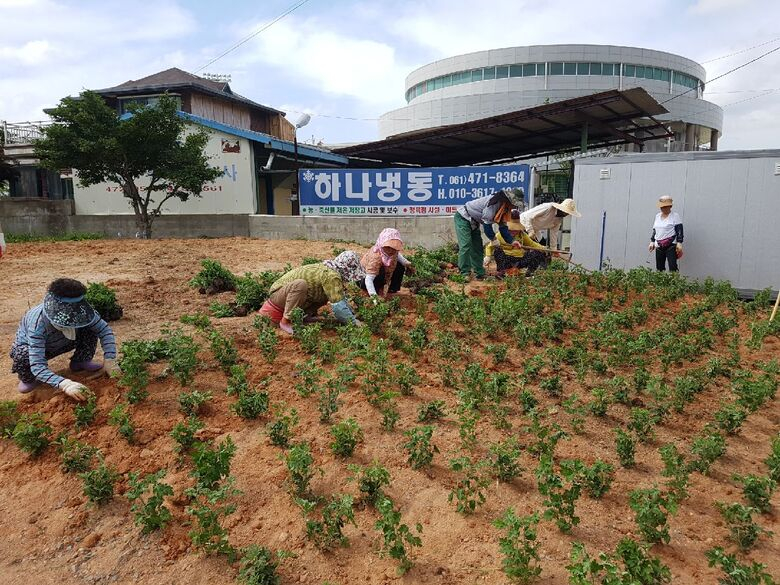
(648, 195, 684, 272)
(519, 198, 581, 249)
(484, 210, 550, 278)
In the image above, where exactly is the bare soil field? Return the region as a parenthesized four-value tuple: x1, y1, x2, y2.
(0, 237, 777, 585)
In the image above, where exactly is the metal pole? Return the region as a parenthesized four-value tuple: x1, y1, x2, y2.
(598, 210, 607, 271)
(770, 288, 780, 323)
(292, 132, 300, 216)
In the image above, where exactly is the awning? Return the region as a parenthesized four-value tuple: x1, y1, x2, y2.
(334, 88, 671, 167)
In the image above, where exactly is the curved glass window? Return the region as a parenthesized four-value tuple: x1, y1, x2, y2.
(405, 61, 701, 102)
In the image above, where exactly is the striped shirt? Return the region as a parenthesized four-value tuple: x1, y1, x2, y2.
(14, 304, 117, 387)
(269, 264, 346, 307)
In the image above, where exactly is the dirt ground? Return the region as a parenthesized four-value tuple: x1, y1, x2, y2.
(0, 238, 777, 585)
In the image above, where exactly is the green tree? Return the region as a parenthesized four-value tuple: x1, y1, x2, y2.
(0, 132, 19, 196)
(35, 91, 222, 238)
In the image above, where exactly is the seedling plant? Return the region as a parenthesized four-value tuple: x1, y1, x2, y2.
(492, 509, 541, 585)
(127, 469, 174, 533)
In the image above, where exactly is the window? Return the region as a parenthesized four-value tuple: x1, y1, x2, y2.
(523, 63, 536, 76)
(496, 65, 509, 78)
(549, 62, 564, 75)
(442, 74, 452, 87)
(645, 67, 655, 80)
(452, 72, 464, 85)
(635, 66, 646, 78)
(119, 95, 181, 115)
(426, 80, 435, 91)
(577, 62, 589, 75)
(483, 67, 496, 80)
(660, 69, 670, 82)
(433, 77, 443, 90)
(471, 68, 483, 82)
(564, 62, 576, 75)
(536, 63, 546, 75)
(509, 64, 523, 77)
(624, 64, 635, 76)
(589, 62, 602, 75)
(602, 63, 614, 75)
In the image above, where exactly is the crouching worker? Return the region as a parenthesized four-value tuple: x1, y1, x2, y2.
(260, 251, 365, 334)
(359, 228, 414, 300)
(11, 278, 119, 401)
(484, 211, 550, 278)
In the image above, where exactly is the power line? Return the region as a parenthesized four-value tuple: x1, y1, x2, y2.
(701, 37, 780, 64)
(660, 43, 780, 105)
(193, 0, 312, 74)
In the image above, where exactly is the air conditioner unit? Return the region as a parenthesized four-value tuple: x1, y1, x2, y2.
(774, 162, 780, 176)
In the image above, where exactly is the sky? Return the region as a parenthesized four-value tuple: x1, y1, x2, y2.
(1, 0, 779, 150)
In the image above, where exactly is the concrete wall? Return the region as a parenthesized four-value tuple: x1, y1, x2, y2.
(1, 199, 457, 247)
(0, 198, 74, 234)
(248, 215, 456, 248)
(73, 124, 258, 215)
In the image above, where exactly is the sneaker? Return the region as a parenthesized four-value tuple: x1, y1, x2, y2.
(18, 380, 38, 393)
(70, 361, 103, 372)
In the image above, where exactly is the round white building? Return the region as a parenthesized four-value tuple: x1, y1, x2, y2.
(379, 44, 723, 151)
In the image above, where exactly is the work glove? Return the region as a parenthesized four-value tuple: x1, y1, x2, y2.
(648, 242, 656, 252)
(483, 256, 492, 268)
(511, 240, 522, 249)
(371, 296, 382, 306)
(59, 379, 88, 402)
(354, 319, 365, 327)
(104, 358, 120, 376)
(675, 243, 683, 253)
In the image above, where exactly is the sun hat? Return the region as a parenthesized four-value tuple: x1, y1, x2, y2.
(552, 198, 582, 218)
(382, 238, 403, 251)
(505, 187, 526, 210)
(43, 287, 97, 328)
(657, 195, 674, 208)
(507, 219, 523, 232)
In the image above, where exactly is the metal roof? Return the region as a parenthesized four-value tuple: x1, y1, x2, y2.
(334, 88, 671, 167)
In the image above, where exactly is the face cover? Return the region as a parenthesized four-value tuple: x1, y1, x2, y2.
(52, 323, 77, 340)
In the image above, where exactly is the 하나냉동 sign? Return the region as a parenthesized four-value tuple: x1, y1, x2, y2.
(299, 164, 530, 216)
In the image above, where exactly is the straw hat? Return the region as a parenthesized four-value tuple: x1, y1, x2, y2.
(552, 198, 581, 218)
(657, 195, 674, 209)
(507, 219, 523, 232)
(384, 239, 403, 251)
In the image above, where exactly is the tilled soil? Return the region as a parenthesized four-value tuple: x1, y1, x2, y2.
(0, 238, 778, 585)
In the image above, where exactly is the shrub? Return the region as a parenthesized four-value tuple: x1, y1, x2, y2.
(85, 282, 123, 321)
(417, 400, 446, 422)
(164, 327, 199, 387)
(582, 460, 615, 499)
(588, 388, 612, 417)
(487, 437, 523, 482)
(766, 434, 780, 482)
(57, 436, 98, 473)
(689, 429, 726, 474)
(448, 456, 490, 515)
(347, 461, 391, 505)
(127, 469, 174, 534)
(171, 416, 204, 454)
(628, 487, 677, 544)
(238, 545, 280, 585)
(375, 496, 423, 575)
(190, 437, 236, 490)
(395, 363, 420, 396)
(285, 443, 314, 497)
(485, 342, 509, 365)
(117, 341, 152, 404)
(265, 404, 298, 448)
(659, 444, 690, 504)
(540, 375, 562, 398)
(734, 474, 776, 514)
(12, 413, 52, 456)
(706, 547, 775, 585)
(615, 428, 636, 468)
(189, 259, 237, 293)
(178, 389, 212, 417)
(716, 502, 770, 551)
(186, 480, 240, 561)
(330, 418, 363, 458)
(80, 461, 119, 505)
(568, 538, 671, 585)
(253, 315, 279, 363)
(714, 402, 748, 435)
(536, 456, 583, 534)
(0, 400, 20, 435)
(73, 389, 98, 429)
(493, 509, 541, 584)
(208, 328, 239, 374)
(627, 408, 656, 443)
(235, 271, 279, 312)
(108, 404, 135, 444)
(299, 494, 356, 550)
(231, 389, 270, 420)
(403, 426, 438, 470)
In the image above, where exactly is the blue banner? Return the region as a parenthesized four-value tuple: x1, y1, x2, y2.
(299, 164, 530, 216)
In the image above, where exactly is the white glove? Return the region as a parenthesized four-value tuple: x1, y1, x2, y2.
(371, 296, 381, 306)
(354, 319, 365, 327)
(648, 242, 656, 252)
(483, 256, 492, 268)
(59, 379, 88, 402)
(103, 358, 120, 376)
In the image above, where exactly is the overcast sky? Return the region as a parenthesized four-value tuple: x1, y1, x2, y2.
(1, 0, 778, 150)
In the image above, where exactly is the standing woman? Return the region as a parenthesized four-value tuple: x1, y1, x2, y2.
(648, 195, 684, 272)
(453, 187, 525, 279)
(359, 228, 414, 299)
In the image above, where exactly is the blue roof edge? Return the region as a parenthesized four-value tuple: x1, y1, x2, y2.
(177, 111, 348, 166)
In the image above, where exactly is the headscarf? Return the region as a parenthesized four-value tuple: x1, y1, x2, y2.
(324, 251, 366, 282)
(372, 228, 403, 267)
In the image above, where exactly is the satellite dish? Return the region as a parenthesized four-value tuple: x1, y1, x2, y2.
(295, 113, 311, 129)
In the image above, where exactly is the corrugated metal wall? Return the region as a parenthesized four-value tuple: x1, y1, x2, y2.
(571, 151, 780, 294)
